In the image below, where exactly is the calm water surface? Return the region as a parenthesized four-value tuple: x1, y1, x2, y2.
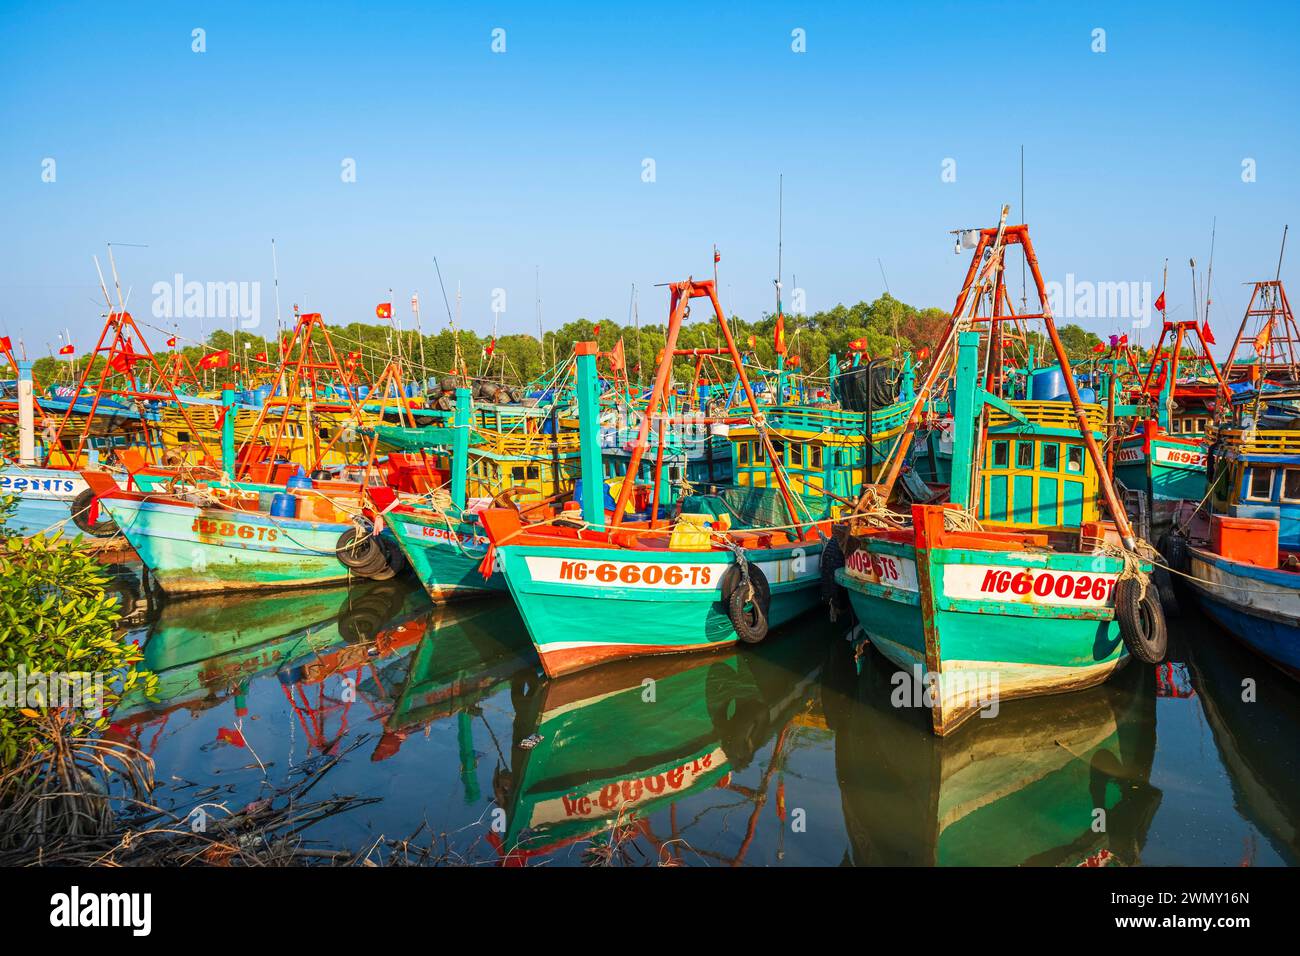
(104, 567, 1300, 866)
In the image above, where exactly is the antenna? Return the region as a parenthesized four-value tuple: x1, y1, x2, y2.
(271, 238, 283, 340)
(1204, 217, 1217, 327)
(1276, 224, 1290, 283)
(877, 258, 890, 295)
(775, 174, 784, 316)
(1020, 145, 1027, 311)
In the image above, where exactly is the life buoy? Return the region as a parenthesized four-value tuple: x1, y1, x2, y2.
(70, 488, 118, 537)
(1115, 577, 1167, 664)
(720, 561, 771, 644)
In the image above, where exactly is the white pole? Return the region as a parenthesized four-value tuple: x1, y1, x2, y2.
(17, 360, 35, 464)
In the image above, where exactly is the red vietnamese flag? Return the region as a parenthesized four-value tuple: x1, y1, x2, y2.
(485, 338, 496, 357)
(166, 336, 177, 348)
(0, 336, 11, 352)
(198, 349, 230, 370)
(592, 324, 601, 337)
(774, 313, 787, 355)
(1154, 291, 1166, 313)
(58, 343, 75, 355)
(254, 351, 267, 362)
(714, 250, 721, 263)
(917, 347, 930, 361)
(1201, 321, 1216, 346)
(376, 302, 392, 319)
(748, 334, 757, 349)
(1092, 343, 1106, 353)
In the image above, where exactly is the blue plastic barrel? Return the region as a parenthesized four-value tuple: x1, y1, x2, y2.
(270, 492, 297, 518)
(1029, 367, 1067, 400)
(1078, 386, 1097, 404)
(286, 472, 313, 491)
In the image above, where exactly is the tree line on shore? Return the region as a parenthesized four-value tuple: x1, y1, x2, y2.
(29, 293, 1122, 390)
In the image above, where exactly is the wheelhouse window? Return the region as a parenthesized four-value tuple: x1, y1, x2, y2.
(790, 443, 803, 466)
(1284, 469, 1300, 502)
(1041, 443, 1060, 471)
(1066, 445, 1085, 473)
(991, 441, 1009, 468)
(1016, 442, 1034, 468)
(811, 445, 823, 469)
(738, 442, 749, 465)
(754, 441, 765, 463)
(1248, 467, 1274, 501)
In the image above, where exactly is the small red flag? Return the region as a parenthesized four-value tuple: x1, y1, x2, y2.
(166, 336, 177, 347)
(714, 250, 721, 263)
(1092, 343, 1107, 353)
(592, 324, 601, 337)
(376, 302, 392, 319)
(748, 334, 757, 349)
(1201, 321, 1216, 346)
(848, 338, 869, 352)
(0, 336, 11, 352)
(485, 338, 496, 357)
(917, 347, 930, 361)
(1154, 291, 1166, 313)
(774, 314, 786, 355)
(198, 349, 230, 369)
(58, 343, 75, 355)
(254, 351, 267, 362)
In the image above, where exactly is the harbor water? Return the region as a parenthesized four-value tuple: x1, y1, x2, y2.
(105, 566, 1300, 867)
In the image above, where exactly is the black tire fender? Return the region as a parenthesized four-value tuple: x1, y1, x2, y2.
(70, 488, 118, 537)
(720, 562, 771, 644)
(1115, 577, 1168, 664)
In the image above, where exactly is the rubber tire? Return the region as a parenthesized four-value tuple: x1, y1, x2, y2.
(820, 536, 850, 620)
(1115, 577, 1168, 664)
(722, 563, 771, 644)
(336, 527, 382, 571)
(1160, 530, 1194, 612)
(70, 488, 118, 537)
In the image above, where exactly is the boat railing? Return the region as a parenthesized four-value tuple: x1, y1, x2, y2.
(1216, 427, 1300, 456)
(991, 400, 1106, 434)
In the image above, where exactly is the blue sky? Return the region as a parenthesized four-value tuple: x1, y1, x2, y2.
(1, 1, 1297, 357)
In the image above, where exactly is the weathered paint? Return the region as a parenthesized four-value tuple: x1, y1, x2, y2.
(837, 522, 1131, 736)
(98, 495, 353, 593)
(495, 539, 823, 677)
(384, 506, 508, 603)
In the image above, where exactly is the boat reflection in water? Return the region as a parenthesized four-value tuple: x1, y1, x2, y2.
(108, 580, 427, 748)
(1184, 616, 1300, 865)
(492, 630, 829, 865)
(824, 635, 1162, 866)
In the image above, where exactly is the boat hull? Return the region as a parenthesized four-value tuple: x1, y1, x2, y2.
(385, 509, 507, 603)
(99, 496, 352, 594)
(1115, 435, 1208, 528)
(496, 540, 823, 677)
(0, 465, 90, 536)
(1186, 547, 1300, 679)
(836, 534, 1130, 735)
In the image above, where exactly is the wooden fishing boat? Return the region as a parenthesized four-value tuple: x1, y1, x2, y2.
(1168, 398, 1300, 679)
(833, 212, 1167, 736)
(481, 278, 827, 677)
(1112, 320, 1226, 530)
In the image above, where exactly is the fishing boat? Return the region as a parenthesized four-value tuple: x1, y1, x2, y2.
(85, 311, 439, 593)
(1112, 317, 1226, 531)
(481, 278, 827, 678)
(832, 211, 1167, 736)
(1167, 388, 1300, 679)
